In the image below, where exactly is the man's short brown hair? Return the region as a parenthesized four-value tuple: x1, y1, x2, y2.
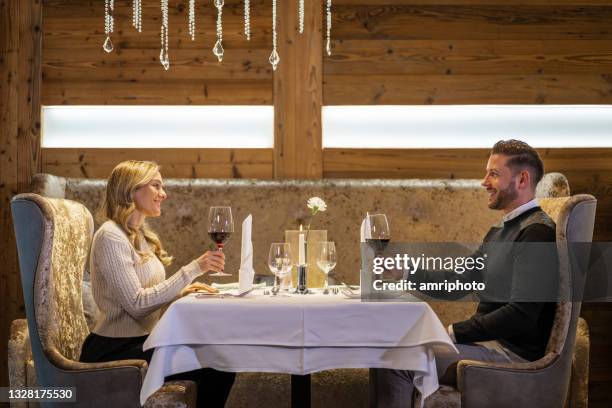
(491, 139, 544, 187)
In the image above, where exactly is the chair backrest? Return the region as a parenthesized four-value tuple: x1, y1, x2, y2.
(12, 193, 93, 386)
(538, 194, 596, 403)
(536, 172, 571, 199)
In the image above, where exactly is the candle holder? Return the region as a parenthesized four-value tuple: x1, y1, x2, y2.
(296, 264, 308, 294)
(284, 229, 328, 288)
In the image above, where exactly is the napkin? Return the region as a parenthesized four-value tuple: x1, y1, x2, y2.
(359, 215, 371, 291)
(238, 214, 255, 294)
(360, 216, 372, 242)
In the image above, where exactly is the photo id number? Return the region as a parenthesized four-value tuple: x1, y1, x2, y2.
(1, 387, 76, 402)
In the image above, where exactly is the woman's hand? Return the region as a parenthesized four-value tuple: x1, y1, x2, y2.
(181, 282, 219, 297)
(196, 250, 225, 274)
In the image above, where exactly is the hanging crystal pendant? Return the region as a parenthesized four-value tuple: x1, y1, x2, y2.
(244, 0, 251, 41)
(213, 0, 224, 61)
(103, 0, 114, 53)
(269, 50, 280, 70)
(213, 40, 224, 61)
(270, 0, 279, 70)
(160, 0, 170, 69)
(103, 36, 114, 53)
(326, 0, 332, 56)
(298, 0, 305, 34)
(160, 47, 170, 70)
(132, 0, 142, 32)
(188, 0, 196, 40)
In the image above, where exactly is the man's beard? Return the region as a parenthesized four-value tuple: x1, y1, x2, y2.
(489, 182, 519, 210)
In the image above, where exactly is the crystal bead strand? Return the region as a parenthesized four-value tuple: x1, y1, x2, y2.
(326, 0, 332, 56)
(269, 0, 280, 70)
(298, 0, 304, 34)
(132, 0, 142, 32)
(103, 0, 114, 53)
(160, 0, 170, 70)
(188, 0, 196, 40)
(213, 0, 225, 62)
(244, 0, 251, 41)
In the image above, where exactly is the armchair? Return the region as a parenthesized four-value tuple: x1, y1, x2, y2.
(10, 193, 196, 408)
(416, 194, 596, 408)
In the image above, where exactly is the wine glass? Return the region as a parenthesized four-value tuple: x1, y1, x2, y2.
(208, 206, 234, 277)
(366, 213, 391, 255)
(268, 243, 292, 296)
(316, 242, 337, 294)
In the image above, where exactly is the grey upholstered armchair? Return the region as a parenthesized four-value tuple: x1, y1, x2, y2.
(10, 193, 196, 408)
(417, 194, 596, 408)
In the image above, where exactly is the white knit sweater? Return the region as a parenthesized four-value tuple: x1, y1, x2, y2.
(90, 220, 202, 337)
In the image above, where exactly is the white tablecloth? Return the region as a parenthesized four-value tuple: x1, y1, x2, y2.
(140, 292, 457, 405)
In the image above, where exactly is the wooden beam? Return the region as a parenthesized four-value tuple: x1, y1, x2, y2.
(18, 0, 42, 192)
(43, 79, 272, 105)
(273, 0, 323, 179)
(0, 2, 21, 389)
(0, 0, 42, 388)
(42, 148, 274, 179)
(325, 40, 612, 76)
(324, 74, 612, 105)
(332, 4, 612, 41)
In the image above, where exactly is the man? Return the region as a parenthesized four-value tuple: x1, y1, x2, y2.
(370, 139, 558, 407)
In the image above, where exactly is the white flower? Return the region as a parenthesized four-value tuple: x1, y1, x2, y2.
(307, 197, 327, 213)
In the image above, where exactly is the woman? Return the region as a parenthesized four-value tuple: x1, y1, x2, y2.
(79, 160, 235, 407)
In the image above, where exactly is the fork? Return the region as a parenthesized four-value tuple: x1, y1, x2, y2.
(341, 282, 359, 292)
(341, 288, 356, 297)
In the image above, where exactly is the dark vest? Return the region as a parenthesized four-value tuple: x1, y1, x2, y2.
(453, 207, 558, 361)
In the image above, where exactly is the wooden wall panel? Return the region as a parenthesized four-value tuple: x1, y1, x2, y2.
(331, 5, 612, 40)
(42, 0, 273, 105)
(0, 0, 42, 389)
(43, 79, 271, 105)
(325, 74, 612, 104)
(42, 148, 274, 179)
(324, 2, 612, 105)
(325, 40, 612, 76)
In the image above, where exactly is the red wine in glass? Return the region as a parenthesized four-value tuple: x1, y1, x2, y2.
(208, 231, 233, 250)
(208, 206, 234, 276)
(366, 238, 391, 254)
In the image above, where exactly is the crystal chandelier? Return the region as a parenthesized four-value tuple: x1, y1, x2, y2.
(102, 0, 333, 70)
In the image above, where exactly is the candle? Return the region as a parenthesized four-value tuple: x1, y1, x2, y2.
(298, 225, 305, 265)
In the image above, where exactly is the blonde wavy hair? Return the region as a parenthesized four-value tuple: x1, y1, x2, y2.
(98, 160, 173, 266)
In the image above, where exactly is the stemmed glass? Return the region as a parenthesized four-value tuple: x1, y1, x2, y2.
(366, 213, 391, 255)
(366, 213, 391, 282)
(316, 242, 337, 294)
(208, 206, 234, 277)
(268, 243, 293, 296)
